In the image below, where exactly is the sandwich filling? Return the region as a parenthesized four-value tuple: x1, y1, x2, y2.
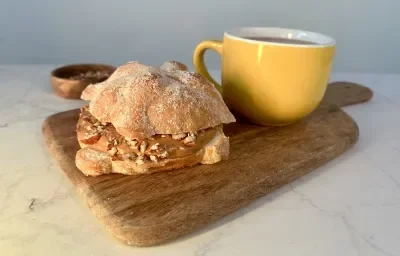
(77, 106, 221, 165)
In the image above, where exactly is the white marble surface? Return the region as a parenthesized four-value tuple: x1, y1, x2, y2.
(0, 65, 400, 256)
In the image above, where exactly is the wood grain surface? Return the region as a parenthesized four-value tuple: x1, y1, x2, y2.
(42, 82, 372, 246)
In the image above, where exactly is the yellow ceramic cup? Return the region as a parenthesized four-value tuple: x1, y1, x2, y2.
(193, 27, 336, 125)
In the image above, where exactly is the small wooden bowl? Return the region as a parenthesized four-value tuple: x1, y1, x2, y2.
(50, 64, 116, 99)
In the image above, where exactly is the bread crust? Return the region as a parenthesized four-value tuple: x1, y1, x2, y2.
(80, 61, 235, 140)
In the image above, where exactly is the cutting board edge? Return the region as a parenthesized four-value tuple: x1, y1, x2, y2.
(42, 117, 93, 193)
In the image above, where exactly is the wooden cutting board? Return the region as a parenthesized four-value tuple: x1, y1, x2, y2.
(42, 81, 372, 247)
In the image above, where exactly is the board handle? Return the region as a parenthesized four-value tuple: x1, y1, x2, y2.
(322, 81, 373, 107)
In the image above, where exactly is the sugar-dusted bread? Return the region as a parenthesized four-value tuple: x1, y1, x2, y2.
(80, 61, 235, 139)
(75, 61, 235, 176)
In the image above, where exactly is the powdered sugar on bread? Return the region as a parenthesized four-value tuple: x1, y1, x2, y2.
(81, 61, 236, 140)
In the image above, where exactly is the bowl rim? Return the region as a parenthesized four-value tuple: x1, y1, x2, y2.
(50, 63, 116, 80)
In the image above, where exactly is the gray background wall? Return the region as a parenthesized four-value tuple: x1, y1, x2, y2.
(0, 0, 398, 73)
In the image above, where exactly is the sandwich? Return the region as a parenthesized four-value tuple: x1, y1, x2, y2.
(75, 61, 236, 176)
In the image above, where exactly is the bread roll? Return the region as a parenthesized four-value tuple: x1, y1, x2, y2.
(75, 61, 235, 176)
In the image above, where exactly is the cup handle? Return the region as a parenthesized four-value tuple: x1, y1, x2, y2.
(193, 40, 223, 94)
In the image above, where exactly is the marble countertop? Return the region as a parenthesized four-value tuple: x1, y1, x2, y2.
(1, 65, 400, 256)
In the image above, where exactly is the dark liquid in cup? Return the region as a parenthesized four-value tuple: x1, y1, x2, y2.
(244, 36, 317, 45)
